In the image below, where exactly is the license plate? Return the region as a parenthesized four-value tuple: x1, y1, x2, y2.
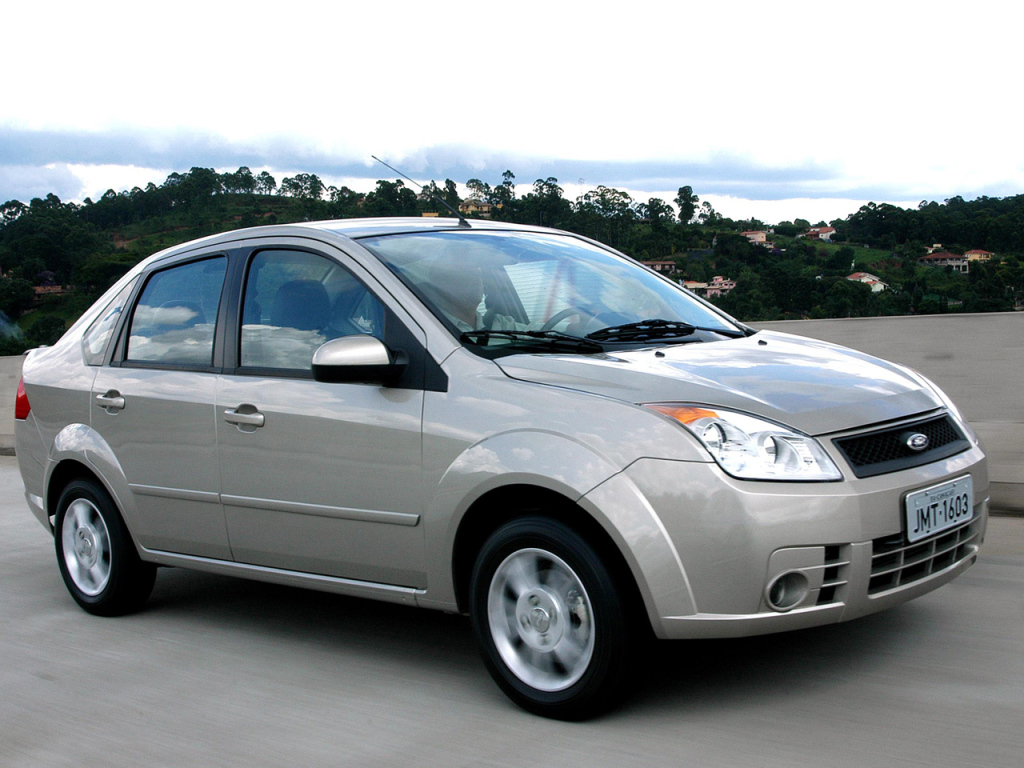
(905, 476, 974, 543)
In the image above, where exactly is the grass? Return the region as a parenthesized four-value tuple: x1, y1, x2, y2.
(17, 295, 93, 334)
(814, 241, 893, 269)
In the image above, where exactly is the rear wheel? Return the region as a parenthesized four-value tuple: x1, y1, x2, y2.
(470, 516, 631, 719)
(54, 479, 156, 616)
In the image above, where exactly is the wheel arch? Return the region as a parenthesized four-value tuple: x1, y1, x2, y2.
(47, 460, 105, 523)
(45, 423, 139, 541)
(450, 483, 653, 637)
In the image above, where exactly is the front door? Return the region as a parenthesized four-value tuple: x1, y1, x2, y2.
(216, 246, 427, 587)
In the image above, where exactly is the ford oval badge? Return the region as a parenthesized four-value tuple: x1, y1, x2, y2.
(905, 432, 930, 452)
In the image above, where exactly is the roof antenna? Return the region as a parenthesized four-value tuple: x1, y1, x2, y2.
(371, 155, 470, 227)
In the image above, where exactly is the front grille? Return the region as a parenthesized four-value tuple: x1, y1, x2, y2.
(816, 544, 850, 605)
(869, 518, 981, 595)
(834, 415, 970, 478)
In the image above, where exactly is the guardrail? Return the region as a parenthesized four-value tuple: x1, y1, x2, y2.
(2, 311, 1020, 511)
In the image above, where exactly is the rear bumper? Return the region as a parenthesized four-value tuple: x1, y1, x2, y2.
(15, 415, 49, 531)
(24, 490, 49, 531)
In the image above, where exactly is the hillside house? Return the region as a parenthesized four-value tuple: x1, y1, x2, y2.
(32, 284, 72, 305)
(801, 226, 836, 242)
(846, 272, 888, 292)
(741, 230, 767, 244)
(682, 280, 708, 293)
(965, 249, 993, 262)
(918, 252, 969, 273)
(458, 198, 493, 217)
(642, 260, 677, 273)
(33, 285, 69, 297)
(706, 275, 736, 298)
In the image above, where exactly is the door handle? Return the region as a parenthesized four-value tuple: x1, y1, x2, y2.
(95, 391, 125, 412)
(224, 406, 265, 428)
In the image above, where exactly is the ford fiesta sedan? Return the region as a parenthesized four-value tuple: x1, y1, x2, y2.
(15, 217, 988, 718)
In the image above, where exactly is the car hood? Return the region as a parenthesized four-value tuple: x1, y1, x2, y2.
(495, 330, 942, 436)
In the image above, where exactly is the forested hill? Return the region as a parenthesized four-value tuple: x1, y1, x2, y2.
(0, 166, 1022, 353)
(842, 196, 1024, 253)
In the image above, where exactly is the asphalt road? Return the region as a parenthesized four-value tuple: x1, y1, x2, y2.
(2, 455, 1023, 768)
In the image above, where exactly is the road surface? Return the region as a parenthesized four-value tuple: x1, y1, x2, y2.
(2, 456, 1022, 767)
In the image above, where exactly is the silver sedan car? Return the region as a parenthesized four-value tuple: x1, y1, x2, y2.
(15, 218, 988, 719)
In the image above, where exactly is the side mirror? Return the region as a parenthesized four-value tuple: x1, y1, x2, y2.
(311, 335, 408, 386)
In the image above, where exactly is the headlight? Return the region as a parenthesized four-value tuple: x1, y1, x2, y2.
(645, 404, 842, 481)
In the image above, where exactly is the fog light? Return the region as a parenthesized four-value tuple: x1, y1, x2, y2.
(766, 571, 809, 612)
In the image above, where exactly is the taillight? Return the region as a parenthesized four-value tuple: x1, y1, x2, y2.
(15, 377, 30, 420)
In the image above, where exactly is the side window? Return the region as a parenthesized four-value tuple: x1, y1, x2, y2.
(240, 249, 385, 371)
(125, 257, 227, 366)
(82, 277, 139, 365)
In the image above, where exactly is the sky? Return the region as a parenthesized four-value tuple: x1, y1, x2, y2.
(3, 1, 1022, 224)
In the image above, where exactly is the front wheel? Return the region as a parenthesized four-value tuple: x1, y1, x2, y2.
(470, 516, 632, 719)
(54, 479, 156, 616)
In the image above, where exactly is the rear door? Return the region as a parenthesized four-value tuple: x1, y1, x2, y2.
(91, 253, 231, 559)
(215, 240, 429, 587)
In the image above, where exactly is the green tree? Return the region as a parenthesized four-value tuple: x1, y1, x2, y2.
(465, 178, 490, 202)
(573, 186, 638, 249)
(2, 200, 28, 225)
(443, 179, 461, 210)
(490, 170, 516, 206)
(363, 180, 418, 216)
(697, 200, 719, 226)
(280, 173, 325, 200)
(674, 186, 699, 224)
(255, 171, 277, 195)
(417, 181, 446, 214)
(26, 315, 67, 346)
(224, 166, 256, 194)
(517, 178, 572, 228)
(0, 276, 36, 317)
(639, 198, 675, 227)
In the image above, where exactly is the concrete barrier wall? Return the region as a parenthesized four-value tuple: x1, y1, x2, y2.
(1, 311, 1020, 509)
(753, 312, 1024, 512)
(0, 355, 23, 455)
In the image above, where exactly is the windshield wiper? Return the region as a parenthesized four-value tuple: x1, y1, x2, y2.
(586, 318, 745, 343)
(461, 329, 604, 353)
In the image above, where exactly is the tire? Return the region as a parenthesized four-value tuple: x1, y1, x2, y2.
(470, 516, 631, 720)
(54, 479, 156, 616)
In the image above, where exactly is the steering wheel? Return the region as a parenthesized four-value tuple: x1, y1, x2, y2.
(540, 306, 596, 332)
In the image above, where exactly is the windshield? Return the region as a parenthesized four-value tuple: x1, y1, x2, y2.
(358, 230, 742, 349)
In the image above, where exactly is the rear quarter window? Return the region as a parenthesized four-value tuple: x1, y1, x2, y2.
(81, 277, 139, 365)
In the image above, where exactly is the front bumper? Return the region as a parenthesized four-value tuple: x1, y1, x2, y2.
(621, 440, 988, 639)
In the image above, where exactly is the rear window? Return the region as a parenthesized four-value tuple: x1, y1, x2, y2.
(125, 257, 227, 366)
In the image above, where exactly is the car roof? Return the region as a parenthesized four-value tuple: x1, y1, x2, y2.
(141, 217, 568, 271)
(308, 217, 541, 239)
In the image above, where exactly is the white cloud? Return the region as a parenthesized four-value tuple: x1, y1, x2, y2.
(66, 164, 174, 201)
(699, 195, 918, 226)
(0, 164, 84, 203)
(2, 1, 1022, 216)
